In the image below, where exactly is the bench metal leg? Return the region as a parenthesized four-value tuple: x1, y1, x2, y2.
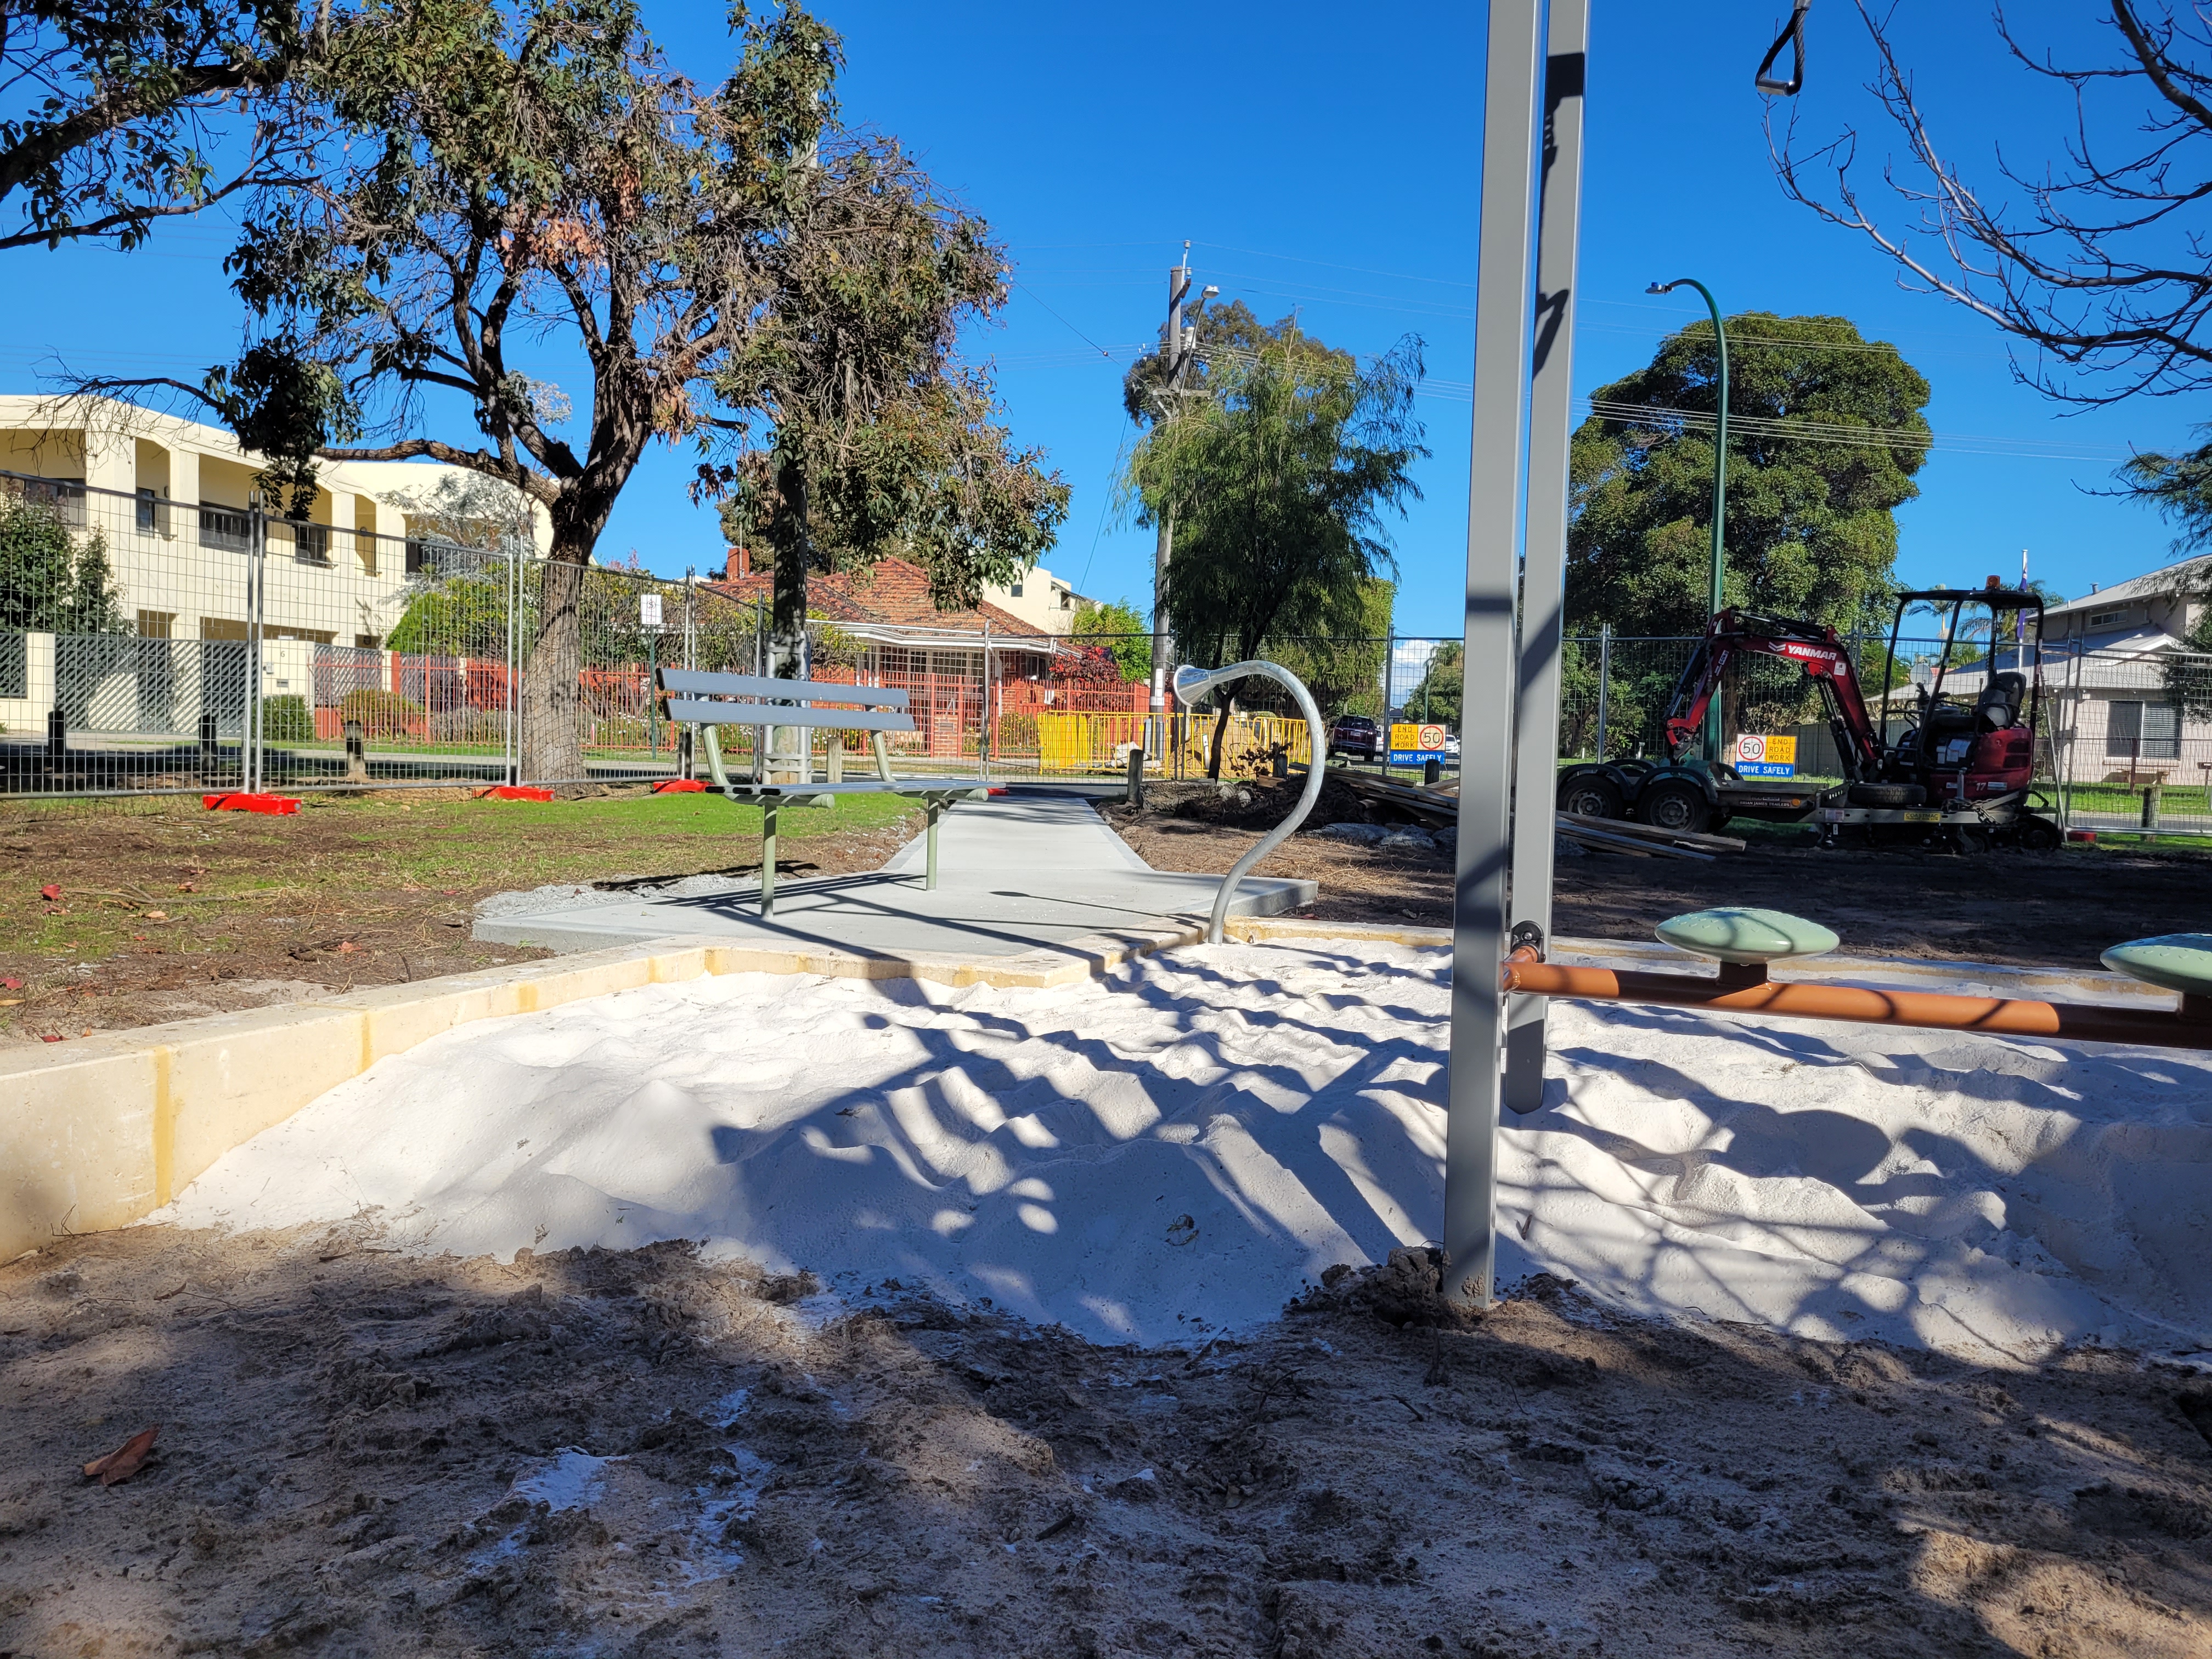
(925, 799, 941, 890)
(871, 730, 894, 782)
(761, 798, 778, 916)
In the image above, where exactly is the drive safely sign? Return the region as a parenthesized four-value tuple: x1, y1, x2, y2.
(1734, 733, 1796, 778)
(1389, 723, 1448, 765)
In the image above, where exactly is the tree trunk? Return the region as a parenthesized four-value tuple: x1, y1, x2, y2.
(521, 552, 585, 784)
(765, 448, 812, 782)
(1206, 697, 1233, 780)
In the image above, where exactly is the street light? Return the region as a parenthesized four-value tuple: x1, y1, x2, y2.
(1649, 276, 1729, 765)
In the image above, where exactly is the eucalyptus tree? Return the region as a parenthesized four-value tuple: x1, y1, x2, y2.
(0, 0, 319, 252)
(704, 137, 1067, 675)
(1121, 319, 1425, 776)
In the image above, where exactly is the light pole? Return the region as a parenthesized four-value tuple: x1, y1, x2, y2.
(1649, 276, 1729, 764)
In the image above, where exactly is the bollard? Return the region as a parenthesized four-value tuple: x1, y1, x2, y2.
(343, 719, 368, 782)
(1424, 758, 1443, 787)
(1273, 747, 1289, 780)
(1125, 742, 1144, 810)
(2143, 777, 2163, 832)
(46, 706, 65, 761)
(198, 710, 218, 761)
(677, 725, 694, 780)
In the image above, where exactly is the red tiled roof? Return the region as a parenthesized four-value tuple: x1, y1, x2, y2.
(705, 553, 1038, 638)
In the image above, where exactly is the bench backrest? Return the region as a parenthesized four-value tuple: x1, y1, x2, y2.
(655, 668, 917, 733)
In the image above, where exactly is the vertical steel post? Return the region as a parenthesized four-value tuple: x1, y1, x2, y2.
(1504, 0, 1590, 1119)
(246, 498, 266, 795)
(1595, 623, 1612, 758)
(1445, 0, 1544, 1311)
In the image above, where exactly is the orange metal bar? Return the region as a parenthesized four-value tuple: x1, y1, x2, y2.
(1500, 957, 2212, 1051)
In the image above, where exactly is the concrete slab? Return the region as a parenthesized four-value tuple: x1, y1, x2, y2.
(471, 793, 1317, 961)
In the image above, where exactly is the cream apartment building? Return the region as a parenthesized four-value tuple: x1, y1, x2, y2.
(0, 395, 548, 738)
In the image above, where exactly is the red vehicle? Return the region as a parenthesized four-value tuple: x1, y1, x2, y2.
(1557, 582, 2061, 850)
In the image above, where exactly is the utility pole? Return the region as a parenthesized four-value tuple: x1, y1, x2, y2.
(1148, 244, 1216, 728)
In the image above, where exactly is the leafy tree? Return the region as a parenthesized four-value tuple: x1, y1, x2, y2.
(1122, 319, 1425, 775)
(1402, 641, 1463, 731)
(1070, 597, 1150, 682)
(0, 0, 315, 251)
(1568, 312, 1931, 640)
(2170, 600, 2212, 719)
(0, 497, 124, 633)
(1259, 577, 1395, 721)
(707, 139, 1068, 678)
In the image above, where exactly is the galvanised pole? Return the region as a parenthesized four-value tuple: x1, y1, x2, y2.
(1651, 275, 1729, 763)
(1444, 0, 1543, 1312)
(1503, 0, 1591, 1120)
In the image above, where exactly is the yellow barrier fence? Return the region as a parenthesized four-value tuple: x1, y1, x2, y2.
(1034, 711, 1312, 775)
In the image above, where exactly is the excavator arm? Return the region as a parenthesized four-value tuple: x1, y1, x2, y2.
(1660, 610, 1886, 780)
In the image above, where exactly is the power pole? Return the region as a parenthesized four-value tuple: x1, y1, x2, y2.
(1150, 244, 1203, 721)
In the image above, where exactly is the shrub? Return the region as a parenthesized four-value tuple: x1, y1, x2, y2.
(261, 694, 312, 743)
(338, 687, 423, 735)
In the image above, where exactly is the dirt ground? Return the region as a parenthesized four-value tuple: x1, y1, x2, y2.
(2, 1226, 2206, 1658)
(1102, 779, 2212, 970)
(0, 789, 918, 1050)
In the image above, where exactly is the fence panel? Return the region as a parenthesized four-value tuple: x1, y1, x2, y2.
(2, 470, 254, 795)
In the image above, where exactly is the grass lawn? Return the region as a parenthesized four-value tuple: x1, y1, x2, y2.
(0, 787, 921, 1044)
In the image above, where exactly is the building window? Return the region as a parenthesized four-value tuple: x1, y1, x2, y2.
(136, 487, 160, 534)
(1009, 583, 1024, 599)
(200, 503, 251, 552)
(2086, 607, 2126, 629)
(200, 617, 250, 641)
(355, 633, 381, 650)
(290, 522, 330, 564)
(21, 477, 86, 526)
(2107, 699, 2181, 760)
(136, 610, 175, 639)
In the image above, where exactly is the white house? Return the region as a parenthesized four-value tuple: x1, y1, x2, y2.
(979, 564, 1091, 636)
(2039, 555, 2207, 784)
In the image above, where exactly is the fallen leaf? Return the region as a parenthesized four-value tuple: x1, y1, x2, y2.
(441, 889, 460, 896)
(335, 940, 360, 954)
(40, 1034, 60, 1043)
(142, 911, 167, 921)
(40, 884, 58, 901)
(154, 1280, 189, 1300)
(177, 883, 195, 893)
(83, 1425, 159, 1486)
(0, 997, 21, 1006)
(2, 977, 21, 989)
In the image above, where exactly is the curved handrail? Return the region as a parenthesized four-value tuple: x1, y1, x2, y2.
(1171, 659, 1329, 944)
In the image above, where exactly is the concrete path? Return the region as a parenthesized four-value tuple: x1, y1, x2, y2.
(472, 793, 1316, 962)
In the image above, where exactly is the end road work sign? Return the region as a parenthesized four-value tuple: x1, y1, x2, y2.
(1734, 733, 1796, 778)
(1390, 723, 1448, 766)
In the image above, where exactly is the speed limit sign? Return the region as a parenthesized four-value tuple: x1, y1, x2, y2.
(1417, 723, 1446, 752)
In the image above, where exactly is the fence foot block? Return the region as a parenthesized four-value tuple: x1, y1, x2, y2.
(202, 793, 300, 815)
(477, 786, 554, 802)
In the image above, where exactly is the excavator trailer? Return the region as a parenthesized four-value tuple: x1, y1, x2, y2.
(1556, 583, 2062, 851)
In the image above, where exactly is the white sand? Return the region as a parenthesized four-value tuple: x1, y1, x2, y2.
(158, 942, 2212, 1364)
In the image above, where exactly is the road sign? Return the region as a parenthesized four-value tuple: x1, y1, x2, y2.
(1390, 722, 1447, 766)
(1734, 732, 1795, 778)
(639, 593, 663, 628)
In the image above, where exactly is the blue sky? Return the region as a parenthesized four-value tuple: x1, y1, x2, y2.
(0, 3, 2193, 635)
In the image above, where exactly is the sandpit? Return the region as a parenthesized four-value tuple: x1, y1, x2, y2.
(157, 940, 2212, 1366)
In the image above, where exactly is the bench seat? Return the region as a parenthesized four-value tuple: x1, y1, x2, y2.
(654, 667, 985, 914)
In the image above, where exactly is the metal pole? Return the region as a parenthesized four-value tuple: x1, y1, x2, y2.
(1503, 0, 1590, 1119)
(1650, 275, 1729, 763)
(246, 498, 266, 794)
(981, 618, 992, 785)
(1445, 0, 1543, 1313)
(1596, 623, 1612, 758)
(1149, 249, 1193, 720)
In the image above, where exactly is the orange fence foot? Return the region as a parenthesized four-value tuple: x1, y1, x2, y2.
(651, 780, 709, 794)
(202, 793, 300, 815)
(477, 786, 554, 802)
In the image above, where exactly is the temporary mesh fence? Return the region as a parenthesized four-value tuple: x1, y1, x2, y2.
(5, 501, 2205, 832)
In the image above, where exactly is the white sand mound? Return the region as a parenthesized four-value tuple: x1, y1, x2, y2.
(157, 942, 2212, 1363)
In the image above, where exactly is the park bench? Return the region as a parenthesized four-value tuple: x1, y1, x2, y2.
(654, 668, 986, 915)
